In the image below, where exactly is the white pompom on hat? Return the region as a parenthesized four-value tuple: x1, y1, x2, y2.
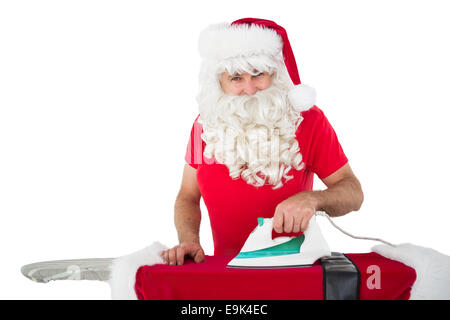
(198, 18, 316, 112)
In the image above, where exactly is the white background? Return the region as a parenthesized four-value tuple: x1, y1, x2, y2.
(1, 0, 449, 299)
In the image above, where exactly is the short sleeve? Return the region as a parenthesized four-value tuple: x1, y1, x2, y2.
(296, 106, 348, 179)
(184, 114, 205, 169)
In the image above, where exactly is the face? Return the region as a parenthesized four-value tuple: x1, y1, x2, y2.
(202, 69, 301, 189)
(219, 71, 272, 95)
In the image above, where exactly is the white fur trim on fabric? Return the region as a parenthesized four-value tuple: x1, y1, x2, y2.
(108, 242, 168, 300)
(288, 84, 316, 112)
(372, 243, 450, 300)
(198, 22, 282, 61)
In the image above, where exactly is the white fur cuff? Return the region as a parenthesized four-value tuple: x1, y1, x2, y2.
(108, 242, 168, 300)
(372, 243, 450, 300)
(198, 23, 282, 60)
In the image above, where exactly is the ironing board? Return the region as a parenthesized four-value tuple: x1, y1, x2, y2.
(134, 252, 416, 300)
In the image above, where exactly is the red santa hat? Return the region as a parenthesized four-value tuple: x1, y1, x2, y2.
(198, 18, 316, 112)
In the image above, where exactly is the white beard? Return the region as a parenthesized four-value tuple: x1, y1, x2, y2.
(199, 76, 305, 189)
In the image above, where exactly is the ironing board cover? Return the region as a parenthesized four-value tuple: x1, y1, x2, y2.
(134, 252, 416, 300)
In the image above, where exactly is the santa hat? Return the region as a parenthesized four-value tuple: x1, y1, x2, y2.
(198, 18, 316, 112)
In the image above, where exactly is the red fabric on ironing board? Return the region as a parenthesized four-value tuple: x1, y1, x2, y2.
(135, 255, 323, 300)
(134, 252, 416, 300)
(346, 252, 416, 300)
(185, 106, 348, 256)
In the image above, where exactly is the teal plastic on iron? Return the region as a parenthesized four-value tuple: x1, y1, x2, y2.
(234, 234, 305, 259)
(257, 217, 264, 226)
(250, 217, 266, 234)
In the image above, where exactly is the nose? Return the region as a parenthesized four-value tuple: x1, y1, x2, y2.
(241, 78, 258, 95)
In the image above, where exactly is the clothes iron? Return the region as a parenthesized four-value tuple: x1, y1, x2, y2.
(227, 214, 331, 268)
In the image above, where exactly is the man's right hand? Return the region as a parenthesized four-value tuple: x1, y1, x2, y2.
(161, 242, 205, 266)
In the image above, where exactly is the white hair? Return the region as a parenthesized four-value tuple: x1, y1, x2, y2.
(196, 53, 305, 189)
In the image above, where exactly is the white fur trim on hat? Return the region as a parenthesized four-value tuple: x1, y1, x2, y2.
(198, 22, 282, 61)
(372, 243, 450, 300)
(288, 84, 316, 112)
(108, 242, 167, 300)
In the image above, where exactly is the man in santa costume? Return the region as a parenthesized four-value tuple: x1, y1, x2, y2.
(19, 18, 450, 300)
(161, 18, 364, 265)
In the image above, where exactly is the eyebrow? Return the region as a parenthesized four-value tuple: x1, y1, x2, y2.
(229, 73, 241, 78)
(228, 70, 261, 79)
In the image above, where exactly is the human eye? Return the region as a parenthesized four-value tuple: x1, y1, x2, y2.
(231, 76, 242, 81)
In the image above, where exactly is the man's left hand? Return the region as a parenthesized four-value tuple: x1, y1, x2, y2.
(273, 191, 320, 233)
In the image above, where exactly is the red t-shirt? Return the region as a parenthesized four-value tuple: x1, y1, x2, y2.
(185, 106, 348, 256)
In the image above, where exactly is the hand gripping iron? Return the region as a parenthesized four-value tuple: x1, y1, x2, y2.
(227, 214, 331, 268)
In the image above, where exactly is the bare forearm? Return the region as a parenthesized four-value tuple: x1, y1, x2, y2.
(174, 195, 202, 243)
(311, 177, 364, 217)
